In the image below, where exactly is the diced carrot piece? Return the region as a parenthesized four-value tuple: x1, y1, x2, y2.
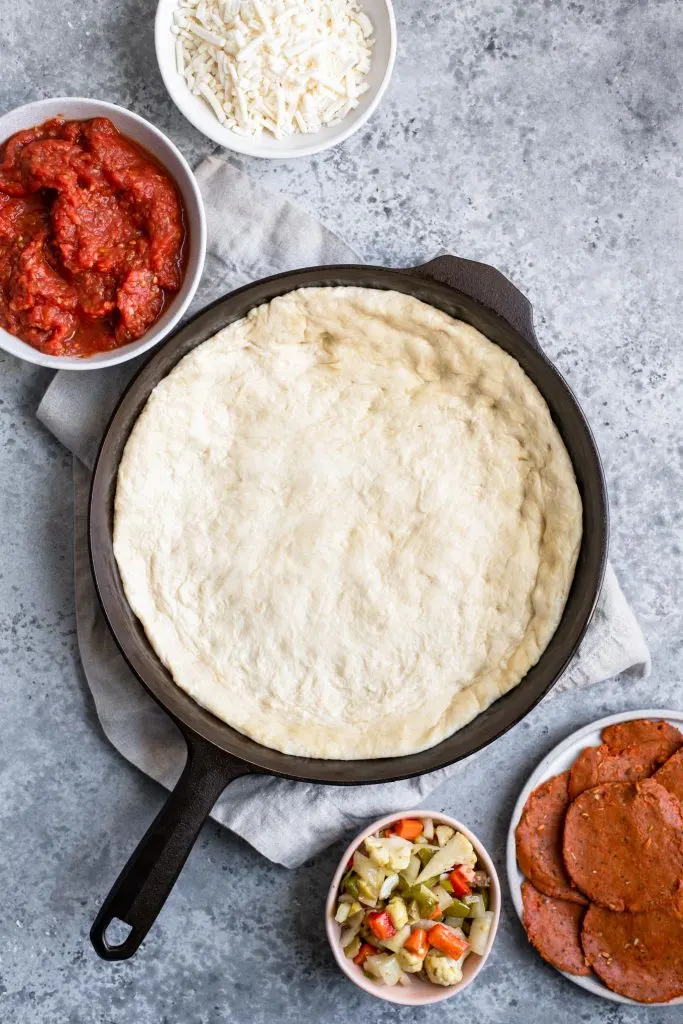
(353, 942, 378, 966)
(428, 924, 469, 960)
(404, 928, 428, 958)
(392, 819, 424, 840)
(428, 905, 443, 920)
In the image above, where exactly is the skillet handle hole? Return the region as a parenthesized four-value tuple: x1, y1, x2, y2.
(104, 918, 133, 950)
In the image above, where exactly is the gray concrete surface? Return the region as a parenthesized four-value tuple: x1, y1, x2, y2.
(1, 1, 682, 1021)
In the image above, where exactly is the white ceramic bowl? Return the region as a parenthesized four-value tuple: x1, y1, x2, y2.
(326, 810, 500, 1005)
(155, 0, 397, 159)
(0, 97, 206, 370)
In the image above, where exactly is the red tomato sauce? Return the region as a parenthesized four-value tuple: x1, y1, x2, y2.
(0, 117, 188, 357)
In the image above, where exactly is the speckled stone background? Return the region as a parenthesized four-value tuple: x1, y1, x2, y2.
(1, 0, 682, 1021)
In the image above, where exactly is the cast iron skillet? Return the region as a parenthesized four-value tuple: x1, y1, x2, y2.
(88, 254, 608, 960)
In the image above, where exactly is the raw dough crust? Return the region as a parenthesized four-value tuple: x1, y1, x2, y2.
(114, 287, 582, 759)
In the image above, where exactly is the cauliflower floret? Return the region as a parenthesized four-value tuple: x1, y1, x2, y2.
(435, 824, 455, 847)
(365, 835, 413, 872)
(397, 947, 425, 973)
(423, 948, 464, 987)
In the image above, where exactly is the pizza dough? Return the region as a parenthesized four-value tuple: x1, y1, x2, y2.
(114, 286, 582, 759)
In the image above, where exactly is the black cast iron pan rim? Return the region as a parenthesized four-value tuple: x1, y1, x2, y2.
(87, 254, 608, 959)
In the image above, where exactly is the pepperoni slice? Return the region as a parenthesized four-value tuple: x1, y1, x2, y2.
(515, 772, 586, 904)
(521, 880, 589, 976)
(563, 779, 683, 912)
(655, 747, 683, 806)
(601, 719, 682, 754)
(582, 898, 683, 1003)
(568, 741, 678, 801)
(568, 721, 683, 801)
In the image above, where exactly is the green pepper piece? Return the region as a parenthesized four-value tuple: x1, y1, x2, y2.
(407, 899, 420, 924)
(481, 888, 490, 911)
(357, 879, 378, 902)
(416, 847, 436, 867)
(445, 897, 471, 917)
(344, 936, 362, 960)
(405, 884, 437, 917)
(441, 878, 454, 894)
(342, 870, 360, 898)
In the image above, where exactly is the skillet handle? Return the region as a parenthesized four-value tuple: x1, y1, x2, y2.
(90, 734, 253, 961)
(409, 253, 540, 351)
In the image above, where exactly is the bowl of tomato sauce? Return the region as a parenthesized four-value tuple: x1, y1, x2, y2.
(0, 97, 206, 369)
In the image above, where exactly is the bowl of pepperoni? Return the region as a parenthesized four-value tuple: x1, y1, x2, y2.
(0, 97, 205, 368)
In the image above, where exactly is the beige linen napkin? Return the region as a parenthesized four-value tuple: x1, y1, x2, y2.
(37, 157, 650, 867)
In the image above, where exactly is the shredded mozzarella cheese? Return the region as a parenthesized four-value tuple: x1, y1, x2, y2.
(171, 0, 374, 138)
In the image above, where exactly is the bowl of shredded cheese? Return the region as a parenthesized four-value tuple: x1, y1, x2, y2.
(155, 0, 396, 158)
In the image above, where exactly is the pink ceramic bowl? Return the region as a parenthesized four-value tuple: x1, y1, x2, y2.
(325, 810, 500, 1005)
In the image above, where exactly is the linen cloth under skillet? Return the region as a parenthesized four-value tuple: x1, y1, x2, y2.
(37, 156, 650, 868)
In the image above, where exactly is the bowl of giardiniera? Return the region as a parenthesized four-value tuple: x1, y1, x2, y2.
(325, 811, 500, 1004)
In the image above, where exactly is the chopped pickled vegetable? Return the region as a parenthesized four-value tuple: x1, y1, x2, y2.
(367, 911, 396, 941)
(449, 866, 472, 898)
(353, 942, 378, 966)
(353, 851, 385, 889)
(344, 935, 362, 959)
(445, 897, 470, 917)
(364, 835, 413, 872)
(399, 853, 421, 887)
(416, 846, 438, 867)
(407, 899, 420, 923)
(339, 910, 364, 949)
(422, 817, 435, 841)
(404, 928, 429, 958)
(342, 869, 360, 898)
(397, 946, 426, 973)
(468, 911, 494, 955)
(357, 879, 380, 906)
(464, 893, 486, 919)
(405, 883, 437, 917)
(335, 902, 352, 924)
(435, 825, 455, 847)
(443, 915, 465, 929)
(392, 819, 424, 840)
(428, 923, 470, 960)
(386, 896, 408, 930)
(433, 884, 455, 914)
(364, 953, 403, 986)
(379, 872, 399, 900)
(377, 924, 411, 953)
(414, 833, 476, 885)
(424, 948, 463, 986)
